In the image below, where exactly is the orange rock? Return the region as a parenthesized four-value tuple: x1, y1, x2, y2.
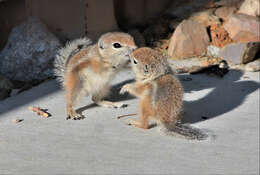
(210, 24, 233, 48)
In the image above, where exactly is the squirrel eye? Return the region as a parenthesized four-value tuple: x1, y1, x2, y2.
(133, 59, 138, 64)
(113, 43, 122, 48)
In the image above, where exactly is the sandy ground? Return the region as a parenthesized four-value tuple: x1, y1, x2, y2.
(0, 70, 259, 174)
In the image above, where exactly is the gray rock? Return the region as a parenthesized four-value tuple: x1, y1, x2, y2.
(245, 59, 260, 72)
(0, 74, 13, 100)
(219, 42, 260, 64)
(0, 17, 61, 82)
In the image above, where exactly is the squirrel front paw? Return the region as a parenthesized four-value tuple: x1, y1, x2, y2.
(66, 109, 85, 120)
(120, 84, 132, 94)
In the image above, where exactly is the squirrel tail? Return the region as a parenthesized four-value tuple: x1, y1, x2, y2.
(161, 122, 213, 140)
(53, 37, 92, 84)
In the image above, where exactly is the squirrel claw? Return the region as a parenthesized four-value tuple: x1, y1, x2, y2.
(112, 102, 128, 108)
(120, 84, 131, 94)
(66, 112, 85, 120)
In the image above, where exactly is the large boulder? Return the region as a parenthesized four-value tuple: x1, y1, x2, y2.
(0, 17, 61, 82)
(223, 14, 260, 43)
(168, 20, 210, 59)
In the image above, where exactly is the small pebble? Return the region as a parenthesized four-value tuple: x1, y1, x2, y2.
(181, 77, 193, 81)
(12, 118, 24, 123)
(242, 76, 250, 79)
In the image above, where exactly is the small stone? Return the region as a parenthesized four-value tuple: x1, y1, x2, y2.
(238, 0, 260, 17)
(223, 14, 260, 43)
(219, 42, 260, 64)
(181, 77, 193, 81)
(12, 118, 24, 123)
(168, 20, 210, 59)
(207, 45, 221, 57)
(245, 59, 260, 72)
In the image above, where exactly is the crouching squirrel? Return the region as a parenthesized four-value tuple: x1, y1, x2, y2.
(120, 47, 210, 140)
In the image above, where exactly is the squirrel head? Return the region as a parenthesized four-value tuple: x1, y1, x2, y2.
(97, 32, 137, 69)
(130, 47, 171, 81)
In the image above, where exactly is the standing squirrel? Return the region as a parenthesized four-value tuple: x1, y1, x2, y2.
(120, 47, 208, 140)
(54, 32, 137, 120)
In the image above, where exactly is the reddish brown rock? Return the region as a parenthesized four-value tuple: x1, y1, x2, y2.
(210, 24, 233, 48)
(214, 6, 237, 21)
(238, 0, 260, 17)
(223, 14, 260, 43)
(168, 20, 210, 59)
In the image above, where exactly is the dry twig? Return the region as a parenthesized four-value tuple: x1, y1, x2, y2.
(117, 113, 137, 119)
(28, 106, 50, 118)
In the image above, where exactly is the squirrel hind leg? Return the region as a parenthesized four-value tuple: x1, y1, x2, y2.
(65, 72, 86, 120)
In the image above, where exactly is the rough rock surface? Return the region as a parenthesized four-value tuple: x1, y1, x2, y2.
(223, 14, 260, 43)
(238, 0, 260, 17)
(245, 59, 260, 72)
(0, 74, 13, 100)
(128, 29, 146, 47)
(0, 17, 61, 82)
(214, 6, 237, 21)
(210, 24, 233, 48)
(218, 42, 260, 64)
(207, 45, 221, 57)
(189, 10, 221, 27)
(165, 0, 215, 19)
(215, 0, 244, 8)
(168, 20, 210, 59)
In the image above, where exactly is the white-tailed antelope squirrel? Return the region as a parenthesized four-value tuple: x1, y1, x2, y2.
(54, 32, 137, 120)
(120, 47, 208, 140)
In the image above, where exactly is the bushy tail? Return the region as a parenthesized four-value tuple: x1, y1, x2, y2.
(53, 37, 92, 83)
(161, 122, 212, 140)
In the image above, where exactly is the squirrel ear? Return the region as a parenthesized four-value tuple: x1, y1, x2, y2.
(98, 41, 104, 50)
